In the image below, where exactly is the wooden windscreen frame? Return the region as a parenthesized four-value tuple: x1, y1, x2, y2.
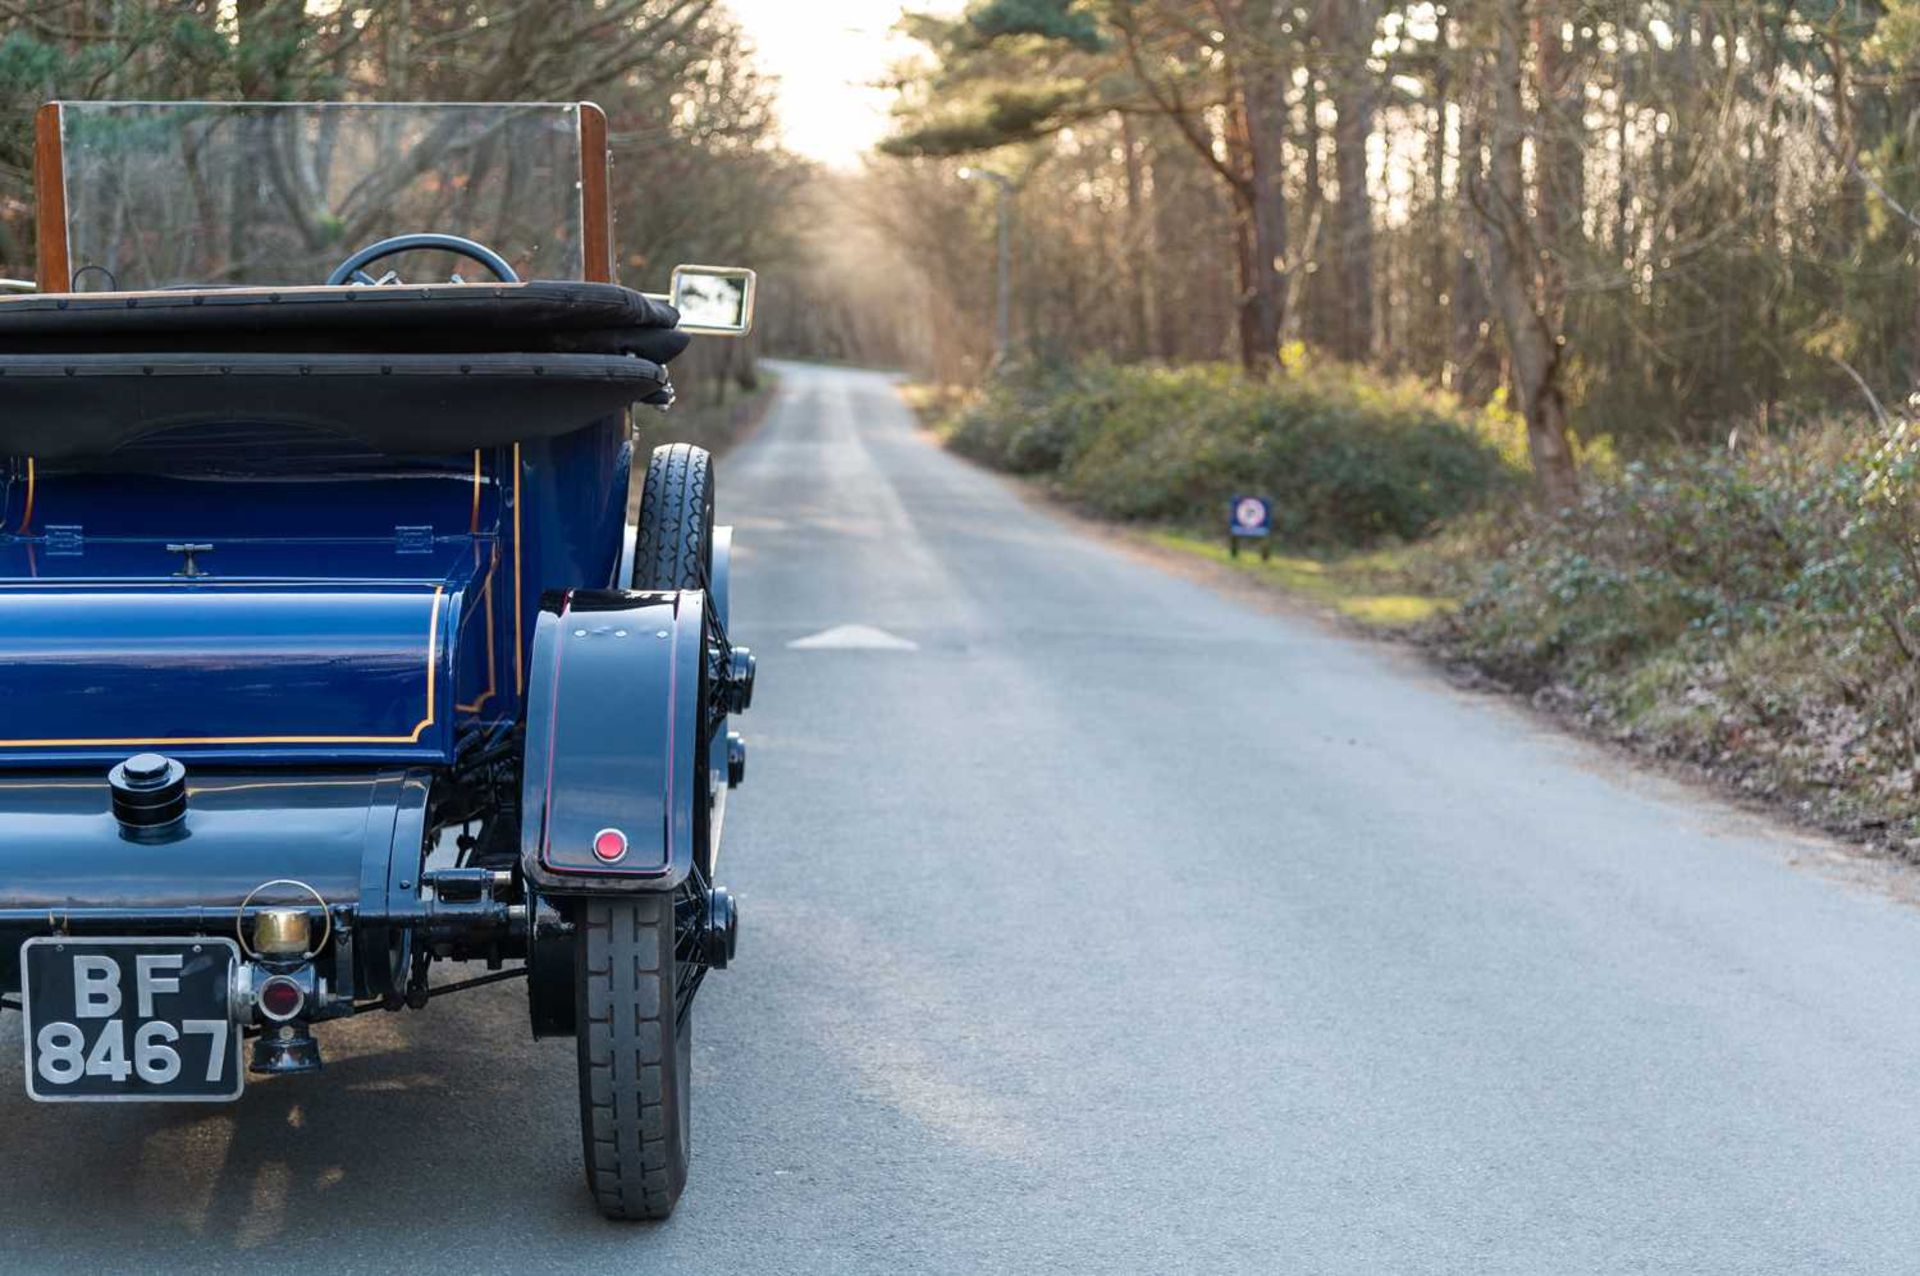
(33, 103, 69, 293)
(578, 102, 614, 284)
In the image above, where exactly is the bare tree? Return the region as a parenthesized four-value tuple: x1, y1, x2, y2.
(1323, 0, 1378, 363)
(1469, 0, 1580, 506)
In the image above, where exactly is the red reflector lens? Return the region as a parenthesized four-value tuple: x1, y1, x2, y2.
(592, 828, 629, 863)
(260, 977, 305, 1021)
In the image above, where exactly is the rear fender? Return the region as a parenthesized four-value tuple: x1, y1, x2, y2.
(519, 588, 706, 894)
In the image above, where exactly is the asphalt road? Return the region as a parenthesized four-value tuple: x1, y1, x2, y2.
(9, 361, 1920, 1273)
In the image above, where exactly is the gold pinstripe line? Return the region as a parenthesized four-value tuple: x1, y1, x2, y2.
(17, 458, 34, 534)
(513, 442, 524, 696)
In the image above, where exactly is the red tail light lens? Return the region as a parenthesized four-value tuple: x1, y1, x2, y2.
(592, 828, 629, 863)
(259, 976, 306, 1022)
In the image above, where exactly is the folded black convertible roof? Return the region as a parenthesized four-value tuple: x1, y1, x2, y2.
(0, 280, 687, 355)
(0, 282, 685, 460)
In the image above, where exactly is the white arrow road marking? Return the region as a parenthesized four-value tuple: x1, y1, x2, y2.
(787, 624, 919, 651)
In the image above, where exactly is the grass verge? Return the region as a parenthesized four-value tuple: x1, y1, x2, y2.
(1146, 532, 1457, 629)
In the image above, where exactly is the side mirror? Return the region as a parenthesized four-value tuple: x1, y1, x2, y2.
(671, 265, 756, 337)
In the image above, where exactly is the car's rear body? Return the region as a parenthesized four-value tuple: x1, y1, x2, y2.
(0, 98, 752, 1218)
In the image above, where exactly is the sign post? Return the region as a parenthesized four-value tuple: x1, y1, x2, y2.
(1229, 495, 1272, 561)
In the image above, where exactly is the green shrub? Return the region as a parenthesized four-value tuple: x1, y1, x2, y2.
(945, 357, 1523, 547)
(1442, 417, 1920, 828)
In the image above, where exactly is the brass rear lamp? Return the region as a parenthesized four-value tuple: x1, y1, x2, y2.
(252, 908, 312, 958)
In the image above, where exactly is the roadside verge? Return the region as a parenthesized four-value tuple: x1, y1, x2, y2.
(906, 375, 1920, 866)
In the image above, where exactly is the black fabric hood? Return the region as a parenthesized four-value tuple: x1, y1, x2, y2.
(0, 281, 688, 460)
(0, 351, 665, 460)
(0, 280, 690, 362)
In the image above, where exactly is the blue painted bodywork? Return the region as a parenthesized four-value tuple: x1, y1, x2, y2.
(0, 421, 630, 767)
(0, 765, 434, 999)
(0, 585, 452, 762)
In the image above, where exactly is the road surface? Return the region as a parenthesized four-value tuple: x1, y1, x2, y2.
(7, 362, 1920, 1273)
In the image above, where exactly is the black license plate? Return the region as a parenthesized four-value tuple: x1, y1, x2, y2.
(21, 938, 242, 1102)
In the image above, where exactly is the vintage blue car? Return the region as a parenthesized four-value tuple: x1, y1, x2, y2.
(0, 100, 756, 1220)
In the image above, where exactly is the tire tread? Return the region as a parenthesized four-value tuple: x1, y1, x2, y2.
(634, 443, 712, 591)
(577, 896, 685, 1220)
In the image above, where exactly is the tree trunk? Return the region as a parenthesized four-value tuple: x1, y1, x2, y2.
(1147, 123, 1193, 360)
(1328, 0, 1378, 362)
(1532, 0, 1580, 320)
(1119, 113, 1155, 360)
(1477, 0, 1580, 508)
(1427, 26, 1450, 380)
(1450, 86, 1497, 401)
(1300, 69, 1332, 350)
(1230, 6, 1289, 377)
(1232, 202, 1266, 372)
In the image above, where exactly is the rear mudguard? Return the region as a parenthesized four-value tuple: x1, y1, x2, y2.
(518, 588, 707, 896)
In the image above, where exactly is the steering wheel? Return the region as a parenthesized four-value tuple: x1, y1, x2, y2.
(326, 234, 520, 287)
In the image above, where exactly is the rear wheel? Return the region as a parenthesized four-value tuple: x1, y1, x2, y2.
(575, 442, 714, 1221)
(576, 896, 690, 1220)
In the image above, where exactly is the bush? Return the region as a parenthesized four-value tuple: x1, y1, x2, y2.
(945, 357, 1523, 548)
(1442, 417, 1920, 829)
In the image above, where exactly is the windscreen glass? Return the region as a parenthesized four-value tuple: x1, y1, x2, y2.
(57, 102, 585, 291)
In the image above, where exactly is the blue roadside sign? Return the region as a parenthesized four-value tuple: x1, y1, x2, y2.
(1230, 496, 1271, 538)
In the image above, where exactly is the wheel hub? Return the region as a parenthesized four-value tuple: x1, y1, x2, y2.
(702, 887, 738, 969)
